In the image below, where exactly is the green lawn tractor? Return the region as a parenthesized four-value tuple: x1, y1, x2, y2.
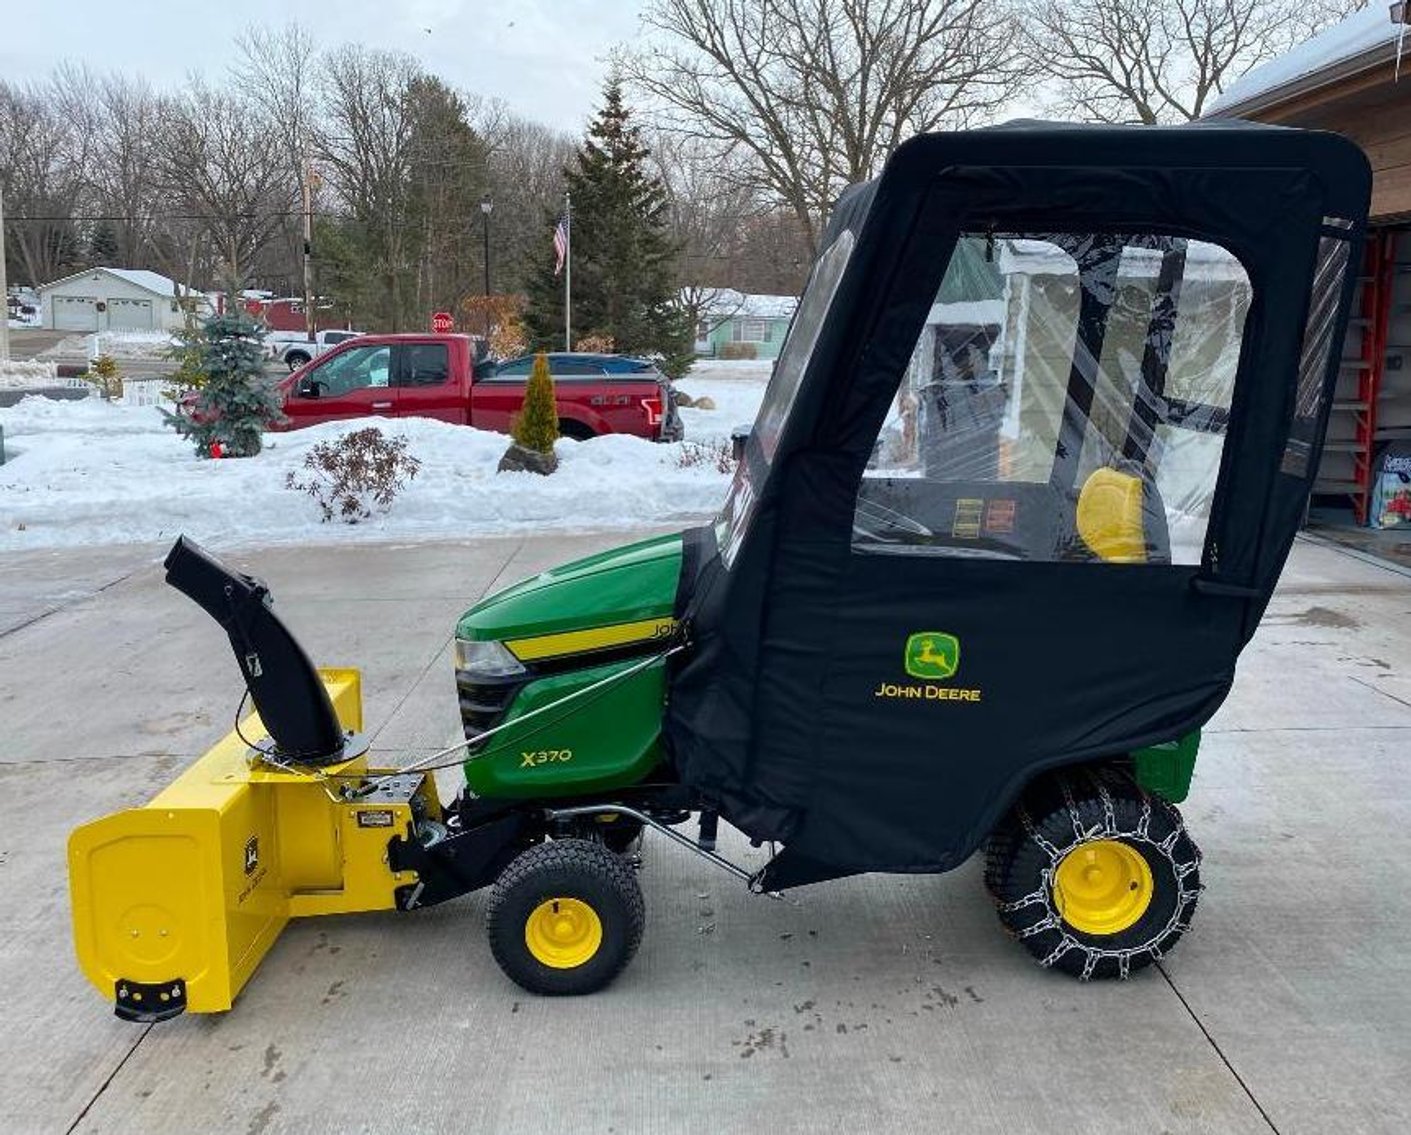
(69, 121, 1370, 1019)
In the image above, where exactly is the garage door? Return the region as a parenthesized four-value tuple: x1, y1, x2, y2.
(107, 297, 154, 330)
(53, 295, 99, 331)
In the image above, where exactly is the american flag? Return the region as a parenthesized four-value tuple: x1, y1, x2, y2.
(553, 210, 570, 276)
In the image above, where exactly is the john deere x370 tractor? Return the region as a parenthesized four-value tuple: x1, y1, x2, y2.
(70, 121, 1370, 1019)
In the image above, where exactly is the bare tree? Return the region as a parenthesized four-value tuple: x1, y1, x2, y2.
(233, 23, 320, 289)
(234, 22, 319, 146)
(625, 0, 1025, 253)
(152, 81, 294, 291)
(315, 45, 422, 328)
(0, 69, 94, 285)
(1024, 0, 1364, 123)
(481, 111, 577, 297)
(88, 74, 164, 265)
(648, 129, 756, 285)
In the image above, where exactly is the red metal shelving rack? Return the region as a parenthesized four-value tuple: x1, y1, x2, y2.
(1315, 229, 1395, 524)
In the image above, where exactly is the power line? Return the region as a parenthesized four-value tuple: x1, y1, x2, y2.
(3, 211, 308, 223)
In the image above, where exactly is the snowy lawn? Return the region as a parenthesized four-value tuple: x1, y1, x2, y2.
(42, 330, 178, 360)
(0, 360, 769, 551)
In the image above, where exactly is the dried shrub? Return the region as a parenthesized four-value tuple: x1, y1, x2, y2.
(574, 333, 616, 354)
(462, 294, 529, 359)
(86, 354, 123, 400)
(676, 439, 735, 474)
(285, 427, 421, 523)
(720, 341, 757, 360)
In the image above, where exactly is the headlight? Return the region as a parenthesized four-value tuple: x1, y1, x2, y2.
(454, 637, 526, 678)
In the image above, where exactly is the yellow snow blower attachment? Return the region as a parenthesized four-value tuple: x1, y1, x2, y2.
(68, 541, 444, 1021)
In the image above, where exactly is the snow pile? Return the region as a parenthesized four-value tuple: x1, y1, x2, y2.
(676, 358, 771, 435)
(93, 331, 179, 359)
(0, 360, 61, 389)
(0, 366, 769, 551)
(39, 330, 178, 361)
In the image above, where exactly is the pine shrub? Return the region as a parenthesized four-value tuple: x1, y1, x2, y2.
(511, 352, 560, 455)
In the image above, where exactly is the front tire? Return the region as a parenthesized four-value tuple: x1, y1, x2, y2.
(986, 769, 1202, 980)
(486, 838, 645, 995)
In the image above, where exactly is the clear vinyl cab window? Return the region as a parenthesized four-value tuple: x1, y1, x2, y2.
(853, 232, 1252, 566)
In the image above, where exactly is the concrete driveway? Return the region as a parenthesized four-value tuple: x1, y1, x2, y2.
(1, 532, 1407, 1135)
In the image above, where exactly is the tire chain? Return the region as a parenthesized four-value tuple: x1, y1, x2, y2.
(995, 769, 1203, 980)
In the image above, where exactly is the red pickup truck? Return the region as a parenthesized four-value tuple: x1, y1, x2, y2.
(271, 335, 682, 441)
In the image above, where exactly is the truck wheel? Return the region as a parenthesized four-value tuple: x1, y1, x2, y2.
(558, 420, 596, 441)
(486, 838, 645, 995)
(986, 769, 1202, 980)
(285, 352, 310, 371)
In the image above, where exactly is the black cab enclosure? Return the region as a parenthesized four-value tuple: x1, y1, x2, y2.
(666, 122, 1371, 889)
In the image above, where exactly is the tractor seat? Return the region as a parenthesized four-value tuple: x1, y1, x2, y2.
(1075, 466, 1156, 564)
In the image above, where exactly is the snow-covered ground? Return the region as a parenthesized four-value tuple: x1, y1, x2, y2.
(0, 360, 770, 551)
(0, 361, 62, 389)
(40, 330, 178, 360)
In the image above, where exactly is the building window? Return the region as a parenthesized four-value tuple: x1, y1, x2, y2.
(732, 317, 770, 343)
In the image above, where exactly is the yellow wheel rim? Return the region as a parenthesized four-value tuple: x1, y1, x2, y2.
(524, 897, 603, 969)
(1052, 839, 1154, 936)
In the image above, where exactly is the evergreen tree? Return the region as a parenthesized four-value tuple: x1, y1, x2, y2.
(525, 79, 691, 374)
(163, 313, 283, 458)
(87, 222, 120, 266)
(512, 352, 560, 455)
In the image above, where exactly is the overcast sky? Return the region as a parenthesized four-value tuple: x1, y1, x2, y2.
(0, 0, 645, 132)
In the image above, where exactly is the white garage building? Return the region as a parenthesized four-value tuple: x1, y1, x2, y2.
(37, 268, 208, 333)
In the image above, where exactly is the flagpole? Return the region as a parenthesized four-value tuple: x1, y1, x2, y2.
(563, 192, 572, 352)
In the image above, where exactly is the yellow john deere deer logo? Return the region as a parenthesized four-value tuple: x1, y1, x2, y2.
(875, 631, 980, 703)
(905, 632, 960, 680)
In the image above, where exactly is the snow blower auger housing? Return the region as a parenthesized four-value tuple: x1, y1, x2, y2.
(70, 121, 1371, 1017)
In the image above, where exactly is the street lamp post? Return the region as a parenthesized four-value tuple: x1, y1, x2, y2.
(479, 194, 493, 343)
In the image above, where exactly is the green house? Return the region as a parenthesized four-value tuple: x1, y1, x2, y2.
(692, 289, 798, 360)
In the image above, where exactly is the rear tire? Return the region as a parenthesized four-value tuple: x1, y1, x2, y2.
(486, 838, 645, 995)
(558, 419, 596, 441)
(986, 768, 1202, 980)
(285, 351, 311, 371)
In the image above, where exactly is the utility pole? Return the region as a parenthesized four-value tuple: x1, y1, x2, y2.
(301, 144, 315, 343)
(0, 186, 10, 363)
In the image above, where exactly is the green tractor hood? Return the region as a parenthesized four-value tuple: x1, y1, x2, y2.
(456, 531, 684, 647)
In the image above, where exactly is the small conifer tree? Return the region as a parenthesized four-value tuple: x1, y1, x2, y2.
(512, 353, 560, 455)
(86, 354, 123, 401)
(163, 312, 283, 458)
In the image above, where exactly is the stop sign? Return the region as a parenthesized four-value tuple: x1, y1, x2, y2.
(431, 311, 454, 333)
